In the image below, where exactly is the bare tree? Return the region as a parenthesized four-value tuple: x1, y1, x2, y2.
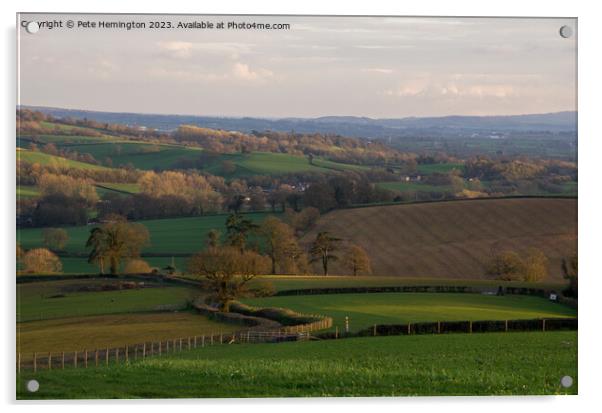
(188, 246, 270, 311)
(309, 232, 341, 275)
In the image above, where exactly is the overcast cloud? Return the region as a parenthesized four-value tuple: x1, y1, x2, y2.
(18, 14, 576, 118)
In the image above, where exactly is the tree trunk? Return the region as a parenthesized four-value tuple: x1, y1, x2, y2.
(322, 255, 328, 276)
(271, 256, 276, 275)
(110, 257, 118, 275)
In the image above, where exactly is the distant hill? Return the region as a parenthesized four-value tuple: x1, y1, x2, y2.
(300, 198, 577, 281)
(21, 106, 577, 139)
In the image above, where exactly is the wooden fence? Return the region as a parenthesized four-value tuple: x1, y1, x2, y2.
(17, 315, 333, 373)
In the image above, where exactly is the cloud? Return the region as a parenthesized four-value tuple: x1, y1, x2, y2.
(383, 76, 520, 98)
(231, 63, 273, 81)
(156, 41, 254, 59)
(362, 68, 394, 74)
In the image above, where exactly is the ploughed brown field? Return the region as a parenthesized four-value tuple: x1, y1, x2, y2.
(301, 198, 577, 281)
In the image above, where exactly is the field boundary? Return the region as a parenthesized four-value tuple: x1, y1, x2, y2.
(16, 316, 575, 373)
(274, 285, 578, 309)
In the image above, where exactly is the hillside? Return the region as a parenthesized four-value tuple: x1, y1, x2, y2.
(17, 149, 111, 171)
(300, 198, 577, 281)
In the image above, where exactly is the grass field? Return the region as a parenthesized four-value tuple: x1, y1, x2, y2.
(376, 181, 453, 193)
(301, 198, 577, 280)
(245, 292, 576, 332)
(17, 185, 40, 198)
(253, 275, 568, 292)
(17, 278, 198, 322)
(17, 149, 111, 171)
(17, 331, 577, 398)
(17, 312, 236, 354)
(18, 212, 280, 257)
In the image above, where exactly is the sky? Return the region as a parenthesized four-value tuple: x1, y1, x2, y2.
(18, 14, 577, 118)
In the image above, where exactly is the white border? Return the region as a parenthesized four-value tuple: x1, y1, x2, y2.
(3, 1, 601, 412)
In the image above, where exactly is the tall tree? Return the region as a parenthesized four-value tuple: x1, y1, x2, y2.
(309, 232, 341, 275)
(344, 244, 372, 276)
(259, 216, 299, 274)
(226, 213, 258, 252)
(561, 253, 578, 298)
(22, 248, 62, 274)
(86, 215, 150, 275)
(206, 229, 222, 249)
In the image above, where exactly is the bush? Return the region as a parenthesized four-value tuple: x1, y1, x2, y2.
(123, 259, 152, 274)
(248, 281, 276, 297)
(21, 248, 62, 274)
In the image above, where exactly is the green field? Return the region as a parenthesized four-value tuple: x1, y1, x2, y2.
(18, 212, 280, 257)
(253, 275, 568, 292)
(17, 149, 111, 171)
(17, 331, 577, 398)
(376, 181, 454, 193)
(245, 293, 576, 332)
(17, 278, 198, 322)
(18, 311, 236, 354)
(17, 185, 40, 198)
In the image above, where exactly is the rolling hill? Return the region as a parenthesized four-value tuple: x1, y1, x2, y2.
(300, 198, 577, 281)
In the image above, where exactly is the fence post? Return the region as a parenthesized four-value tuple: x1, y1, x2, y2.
(116, 348, 119, 363)
(542, 319, 546, 332)
(74, 351, 77, 369)
(211, 334, 214, 346)
(150, 342, 154, 356)
(220, 333, 223, 344)
(17, 353, 21, 375)
(335, 326, 338, 339)
(194, 336, 197, 348)
(188, 337, 191, 349)
(179, 338, 183, 351)
(202, 335, 205, 347)
(105, 348, 109, 366)
(48, 353, 52, 370)
(505, 320, 508, 332)
(125, 345, 129, 363)
(33, 352, 37, 372)
(159, 341, 162, 356)
(84, 350, 88, 368)
(469, 321, 473, 334)
(62, 352, 65, 370)
(408, 323, 411, 335)
(166, 341, 169, 353)
(437, 321, 441, 334)
(142, 343, 146, 359)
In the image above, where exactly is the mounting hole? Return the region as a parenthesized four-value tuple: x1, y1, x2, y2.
(26, 379, 39, 393)
(560, 375, 573, 388)
(25, 21, 40, 34)
(559, 25, 573, 39)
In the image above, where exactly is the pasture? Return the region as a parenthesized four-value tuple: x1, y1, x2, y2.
(301, 197, 577, 280)
(17, 278, 198, 322)
(18, 312, 235, 354)
(18, 211, 280, 256)
(17, 331, 577, 398)
(244, 292, 576, 332)
(254, 275, 568, 292)
(17, 149, 111, 171)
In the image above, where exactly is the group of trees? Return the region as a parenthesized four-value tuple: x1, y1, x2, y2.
(485, 247, 549, 282)
(17, 243, 63, 274)
(174, 125, 416, 166)
(86, 215, 150, 275)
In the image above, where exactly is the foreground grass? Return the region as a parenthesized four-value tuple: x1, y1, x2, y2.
(244, 293, 576, 332)
(17, 278, 198, 322)
(17, 331, 577, 398)
(17, 312, 236, 355)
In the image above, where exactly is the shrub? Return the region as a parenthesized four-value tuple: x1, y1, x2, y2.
(21, 248, 62, 274)
(123, 259, 152, 274)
